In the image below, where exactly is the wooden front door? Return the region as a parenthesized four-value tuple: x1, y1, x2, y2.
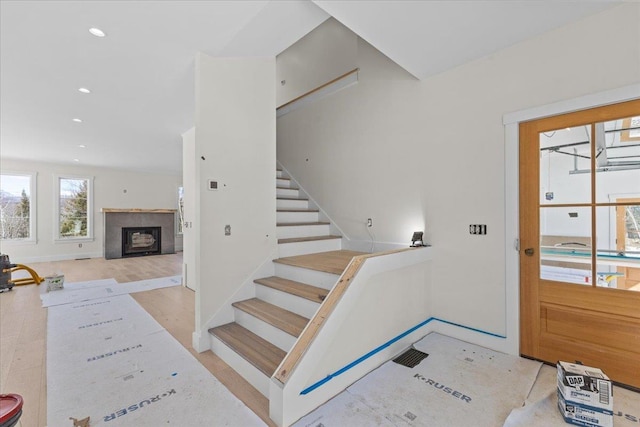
(519, 99, 640, 388)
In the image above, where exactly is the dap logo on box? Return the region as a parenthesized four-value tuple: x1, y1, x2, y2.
(566, 376, 585, 388)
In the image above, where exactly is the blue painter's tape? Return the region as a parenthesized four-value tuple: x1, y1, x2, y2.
(299, 317, 506, 395)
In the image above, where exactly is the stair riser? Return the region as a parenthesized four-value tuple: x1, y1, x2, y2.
(276, 224, 330, 239)
(276, 170, 283, 178)
(209, 335, 270, 397)
(276, 199, 309, 210)
(276, 187, 299, 198)
(276, 178, 292, 187)
(278, 238, 342, 257)
(233, 309, 296, 352)
(274, 263, 340, 290)
(255, 285, 322, 319)
(277, 211, 319, 223)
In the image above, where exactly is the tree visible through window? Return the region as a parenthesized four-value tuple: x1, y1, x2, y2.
(0, 173, 33, 240)
(58, 177, 90, 239)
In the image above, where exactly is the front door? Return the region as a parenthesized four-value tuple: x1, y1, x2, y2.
(519, 99, 640, 388)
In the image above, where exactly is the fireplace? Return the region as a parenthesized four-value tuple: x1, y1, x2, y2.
(103, 209, 175, 259)
(122, 227, 161, 257)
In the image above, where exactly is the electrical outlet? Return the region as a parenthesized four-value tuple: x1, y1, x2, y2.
(224, 225, 231, 236)
(367, 218, 373, 228)
(469, 224, 487, 235)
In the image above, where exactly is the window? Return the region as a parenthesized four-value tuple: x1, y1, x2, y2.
(177, 186, 184, 235)
(0, 172, 36, 241)
(56, 175, 93, 241)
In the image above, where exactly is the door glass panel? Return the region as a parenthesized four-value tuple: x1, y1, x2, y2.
(596, 204, 640, 291)
(540, 206, 591, 284)
(595, 117, 640, 203)
(540, 126, 591, 205)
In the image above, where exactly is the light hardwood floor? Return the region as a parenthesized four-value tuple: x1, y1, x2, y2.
(0, 253, 274, 427)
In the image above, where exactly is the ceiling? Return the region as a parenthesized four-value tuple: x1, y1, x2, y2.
(0, 0, 620, 175)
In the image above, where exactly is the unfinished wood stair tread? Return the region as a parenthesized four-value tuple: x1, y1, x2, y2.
(254, 276, 329, 304)
(274, 250, 366, 275)
(278, 235, 341, 244)
(276, 221, 330, 227)
(232, 298, 309, 337)
(276, 186, 299, 190)
(209, 322, 285, 377)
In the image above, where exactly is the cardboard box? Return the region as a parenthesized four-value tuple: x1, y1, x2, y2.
(558, 389, 613, 427)
(45, 274, 65, 291)
(557, 361, 613, 427)
(557, 362, 613, 411)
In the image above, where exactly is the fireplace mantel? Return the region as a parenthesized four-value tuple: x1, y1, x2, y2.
(101, 208, 177, 214)
(103, 209, 176, 259)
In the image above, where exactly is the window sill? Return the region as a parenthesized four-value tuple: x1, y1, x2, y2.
(1, 238, 38, 245)
(55, 237, 94, 244)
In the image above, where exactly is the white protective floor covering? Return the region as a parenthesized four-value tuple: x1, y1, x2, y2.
(294, 333, 543, 427)
(41, 275, 182, 307)
(504, 364, 640, 427)
(47, 293, 265, 426)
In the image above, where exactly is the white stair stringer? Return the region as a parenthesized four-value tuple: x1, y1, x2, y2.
(209, 334, 271, 397)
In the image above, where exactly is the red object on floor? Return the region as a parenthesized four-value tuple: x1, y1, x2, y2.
(0, 394, 23, 427)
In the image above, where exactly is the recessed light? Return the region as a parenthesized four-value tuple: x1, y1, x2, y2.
(78, 144, 86, 148)
(566, 128, 571, 131)
(73, 159, 80, 162)
(72, 118, 82, 123)
(89, 27, 106, 37)
(78, 87, 91, 94)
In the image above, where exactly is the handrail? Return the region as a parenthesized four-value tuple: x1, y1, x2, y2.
(273, 247, 416, 385)
(276, 68, 359, 111)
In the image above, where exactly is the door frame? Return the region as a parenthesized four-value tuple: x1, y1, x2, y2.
(501, 83, 640, 357)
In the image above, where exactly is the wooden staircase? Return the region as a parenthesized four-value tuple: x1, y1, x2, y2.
(208, 168, 365, 402)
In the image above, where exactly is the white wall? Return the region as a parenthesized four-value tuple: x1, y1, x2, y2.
(192, 53, 277, 350)
(276, 18, 357, 107)
(182, 127, 197, 291)
(0, 158, 182, 263)
(277, 3, 640, 339)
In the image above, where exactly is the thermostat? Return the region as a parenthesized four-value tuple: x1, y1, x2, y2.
(208, 180, 218, 191)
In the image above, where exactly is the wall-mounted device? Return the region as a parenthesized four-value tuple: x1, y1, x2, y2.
(208, 180, 218, 191)
(410, 231, 425, 247)
(469, 224, 487, 235)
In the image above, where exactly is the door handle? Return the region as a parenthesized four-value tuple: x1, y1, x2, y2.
(524, 248, 535, 256)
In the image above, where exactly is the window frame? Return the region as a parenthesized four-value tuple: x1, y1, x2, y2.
(0, 171, 37, 243)
(54, 174, 94, 242)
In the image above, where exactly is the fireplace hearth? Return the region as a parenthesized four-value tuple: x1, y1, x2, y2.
(122, 227, 161, 257)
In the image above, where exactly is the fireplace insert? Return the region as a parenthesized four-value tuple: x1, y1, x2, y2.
(121, 227, 161, 257)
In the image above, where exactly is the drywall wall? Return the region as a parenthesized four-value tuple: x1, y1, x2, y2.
(182, 127, 198, 291)
(193, 53, 277, 350)
(276, 3, 640, 339)
(276, 18, 357, 107)
(0, 158, 182, 263)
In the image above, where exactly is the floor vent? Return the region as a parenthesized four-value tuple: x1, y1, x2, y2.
(392, 348, 429, 368)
